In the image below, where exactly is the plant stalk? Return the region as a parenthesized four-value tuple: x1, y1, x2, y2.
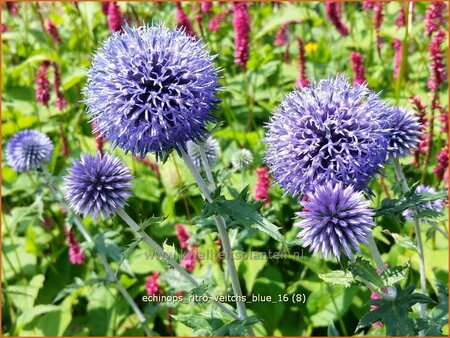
(392, 156, 427, 333)
(115, 208, 239, 321)
(42, 176, 152, 336)
(180, 147, 254, 336)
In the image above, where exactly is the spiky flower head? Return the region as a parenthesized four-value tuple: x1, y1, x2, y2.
(402, 185, 443, 222)
(386, 106, 422, 158)
(6, 130, 54, 173)
(265, 75, 389, 196)
(231, 148, 253, 170)
(297, 182, 374, 260)
(187, 136, 220, 171)
(84, 24, 220, 161)
(64, 153, 132, 218)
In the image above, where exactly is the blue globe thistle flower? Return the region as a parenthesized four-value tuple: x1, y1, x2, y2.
(231, 148, 253, 170)
(6, 130, 53, 173)
(297, 182, 374, 260)
(187, 136, 220, 171)
(386, 107, 422, 158)
(84, 24, 220, 161)
(402, 185, 443, 221)
(64, 153, 132, 218)
(264, 75, 390, 196)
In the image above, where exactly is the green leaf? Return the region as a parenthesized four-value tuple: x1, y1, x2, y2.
(240, 253, 267, 293)
(7, 274, 45, 313)
(202, 186, 287, 247)
(327, 321, 340, 336)
(87, 284, 118, 336)
(375, 191, 447, 217)
(356, 285, 435, 336)
(187, 282, 209, 298)
(383, 230, 418, 252)
(319, 270, 357, 288)
(425, 282, 448, 336)
(380, 264, 409, 287)
(349, 258, 383, 290)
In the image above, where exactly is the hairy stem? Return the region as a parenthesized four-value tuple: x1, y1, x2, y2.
(42, 175, 152, 336)
(115, 208, 239, 320)
(180, 148, 254, 336)
(392, 156, 427, 333)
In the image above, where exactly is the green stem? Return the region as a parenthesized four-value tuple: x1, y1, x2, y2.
(42, 176, 152, 336)
(115, 208, 239, 321)
(367, 233, 386, 273)
(392, 156, 427, 332)
(180, 148, 255, 336)
(327, 284, 348, 336)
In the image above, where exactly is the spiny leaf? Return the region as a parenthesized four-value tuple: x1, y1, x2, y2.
(187, 282, 209, 298)
(349, 258, 383, 290)
(115, 238, 141, 276)
(380, 263, 409, 287)
(375, 191, 447, 217)
(382, 230, 418, 252)
(356, 284, 435, 336)
(318, 270, 358, 288)
(425, 281, 448, 336)
(202, 186, 287, 248)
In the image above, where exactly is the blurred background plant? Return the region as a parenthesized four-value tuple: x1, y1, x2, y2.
(1, 1, 448, 336)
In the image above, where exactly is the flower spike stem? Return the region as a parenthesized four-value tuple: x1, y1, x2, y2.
(199, 142, 215, 190)
(392, 157, 427, 332)
(367, 232, 386, 273)
(180, 147, 255, 336)
(42, 175, 152, 336)
(115, 208, 239, 321)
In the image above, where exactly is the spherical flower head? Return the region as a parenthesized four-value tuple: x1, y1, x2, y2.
(64, 153, 132, 218)
(264, 75, 389, 196)
(296, 182, 375, 260)
(6, 130, 54, 173)
(386, 106, 422, 159)
(402, 185, 443, 222)
(84, 24, 220, 161)
(231, 148, 253, 170)
(187, 136, 219, 171)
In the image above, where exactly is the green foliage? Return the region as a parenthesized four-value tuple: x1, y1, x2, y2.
(425, 282, 449, 336)
(375, 190, 447, 218)
(202, 186, 287, 247)
(357, 285, 435, 336)
(1, 1, 448, 336)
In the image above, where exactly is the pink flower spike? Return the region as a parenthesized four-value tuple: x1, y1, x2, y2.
(180, 247, 198, 272)
(108, 2, 123, 33)
(64, 226, 85, 265)
(233, 2, 250, 70)
(35, 61, 51, 106)
(350, 51, 366, 85)
(208, 8, 232, 32)
(393, 39, 402, 79)
(427, 29, 447, 92)
(175, 224, 190, 249)
(200, 2, 212, 13)
(295, 38, 309, 89)
(254, 167, 271, 206)
(45, 19, 62, 44)
(175, 2, 196, 37)
(425, 1, 446, 37)
(146, 272, 163, 296)
(325, 2, 349, 36)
